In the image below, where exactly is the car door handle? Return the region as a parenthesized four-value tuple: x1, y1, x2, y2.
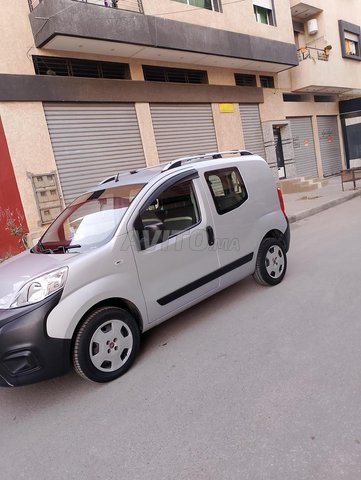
(206, 226, 215, 246)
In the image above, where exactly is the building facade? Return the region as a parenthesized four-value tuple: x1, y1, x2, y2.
(0, 0, 360, 253)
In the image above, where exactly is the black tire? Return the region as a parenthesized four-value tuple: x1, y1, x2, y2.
(73, 306, 140, 383)
(253, 238, 287, 286)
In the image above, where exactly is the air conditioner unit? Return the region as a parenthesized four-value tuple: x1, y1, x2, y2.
(307, 19, 318, 35)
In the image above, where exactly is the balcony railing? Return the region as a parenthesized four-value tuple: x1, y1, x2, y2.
(297, 46, 331, 62)
(29, 0, 143, 13)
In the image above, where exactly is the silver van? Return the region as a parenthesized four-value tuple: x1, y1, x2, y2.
(0, 151, 290, 387)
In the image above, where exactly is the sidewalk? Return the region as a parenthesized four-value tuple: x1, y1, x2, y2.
(283, 175, 361, 224)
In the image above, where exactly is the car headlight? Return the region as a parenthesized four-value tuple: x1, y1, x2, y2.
(10, 267, 68, 308)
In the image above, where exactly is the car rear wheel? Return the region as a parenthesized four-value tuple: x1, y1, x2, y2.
(73, 307, 140, 383)
(253, 238, 287, 286)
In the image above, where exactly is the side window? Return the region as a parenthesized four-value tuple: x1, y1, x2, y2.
(205, 167, 248, 215)
(137, 179, 200, 249)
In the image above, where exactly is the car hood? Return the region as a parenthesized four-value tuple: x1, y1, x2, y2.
(0, 250, 78, 309)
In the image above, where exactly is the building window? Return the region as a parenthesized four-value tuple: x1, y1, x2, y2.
(142, 65, 208, 84)
(234, 74, 257, 87)
(283, 93, 309, 102)
(33, 56, 130, 79)
(339, 20, 361, 61)
(173, 0, 222, 12)
(205, 168, 248, 215)
(260, 75, 275, 88)
(345, 32, 360, 56)
(253, 0, 275, 26)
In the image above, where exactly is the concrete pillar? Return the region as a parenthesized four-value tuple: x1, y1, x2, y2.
(311, 115, 324, 178)
(211, 103, 245, 152)
(336, 115, 347, 169)
(135, 103, 160, 167)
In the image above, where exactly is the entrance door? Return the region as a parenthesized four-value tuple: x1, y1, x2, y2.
(273, 127, 286, 179)
(288, 117, 318, 177)
(129, 172, 220, 324)
(150, 104, 218, 163)
(239, 104, 266, 158)
(317, 116, 342, 176)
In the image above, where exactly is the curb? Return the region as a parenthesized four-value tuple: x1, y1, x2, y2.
(288, 190, 361, 224)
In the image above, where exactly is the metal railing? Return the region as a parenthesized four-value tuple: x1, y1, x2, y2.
(28, 0, 143, 13)
(297, 46, 331, 62)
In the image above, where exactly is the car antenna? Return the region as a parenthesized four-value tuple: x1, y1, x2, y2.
(115, 173, 120, 182)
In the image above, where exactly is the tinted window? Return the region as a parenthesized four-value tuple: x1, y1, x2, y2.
(205, 168, 247, 214)
(138, 180, 200, 249)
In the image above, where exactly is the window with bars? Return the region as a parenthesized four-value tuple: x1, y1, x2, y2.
(173, 0, 222, 12)
(32, 56, 131, 79)
(253, 0, 275, 26)
(142, 65, 208, 84)
(260, 75, 275, 88)
(234, 74, 257, 87)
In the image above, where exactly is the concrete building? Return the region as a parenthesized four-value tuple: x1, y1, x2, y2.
(0, 0, 360, 254)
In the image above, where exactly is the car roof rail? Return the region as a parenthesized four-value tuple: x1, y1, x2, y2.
(161, 149, 254, 172)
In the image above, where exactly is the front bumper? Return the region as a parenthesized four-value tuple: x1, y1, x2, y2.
(0, 291, 71, 387)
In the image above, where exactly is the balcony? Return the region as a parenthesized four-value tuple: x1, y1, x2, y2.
(290, 1, 323, 22)
(290, 47, 352, 94)
(28, 0, 143, 13)
(298, 46, 330, 63)
(29, 0, 298, 72)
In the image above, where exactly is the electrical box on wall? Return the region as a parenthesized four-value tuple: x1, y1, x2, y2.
(29, 172, 63, 225)
(307, 19, 318, 35)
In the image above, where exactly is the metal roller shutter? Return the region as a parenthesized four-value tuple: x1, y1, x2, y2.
(288, 117, 318, 177)
(44, 103, 146, 205)
(239, 104, 266, 158)
(317, 116, 342, 177)
(150, 104, 218, 163)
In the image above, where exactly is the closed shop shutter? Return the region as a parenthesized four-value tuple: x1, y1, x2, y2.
(288, 117, 318, 177)
(150, 104, 218, 163)
(317, 116, 342, 177)
(239, 104, 266, 158)
(44, 103, 146, 205)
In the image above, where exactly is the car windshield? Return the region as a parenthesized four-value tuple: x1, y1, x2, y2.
(34, 183, 145, 254)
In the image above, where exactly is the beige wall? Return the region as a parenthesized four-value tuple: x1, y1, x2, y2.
(259, 89, 286, 123)
(142, 0, 295, 43)
(0, 103, 59, 239)
(0, 0, 36, 75)
(286, 0, 361, 92)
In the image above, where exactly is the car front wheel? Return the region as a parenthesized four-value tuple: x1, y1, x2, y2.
(73, 306, 140, 383)
(253, 238, 287, 286)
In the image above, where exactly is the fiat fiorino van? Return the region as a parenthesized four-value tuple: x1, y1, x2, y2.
(0, 150, 290, 386)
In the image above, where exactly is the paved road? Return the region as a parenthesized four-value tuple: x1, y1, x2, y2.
(1, 197, 361, 480)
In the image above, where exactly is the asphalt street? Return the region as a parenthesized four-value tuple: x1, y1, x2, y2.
(1, 197, 361, 480)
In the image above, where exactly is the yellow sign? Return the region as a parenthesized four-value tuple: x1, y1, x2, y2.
(218, 103, 234, 113)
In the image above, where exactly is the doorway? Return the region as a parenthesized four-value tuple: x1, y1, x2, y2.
(273, 126, 286, 179)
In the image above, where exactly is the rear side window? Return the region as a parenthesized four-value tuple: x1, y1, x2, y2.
(205, 167, 248, 215)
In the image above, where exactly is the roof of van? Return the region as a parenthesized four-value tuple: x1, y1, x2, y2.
(90, 150, 263, 192)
